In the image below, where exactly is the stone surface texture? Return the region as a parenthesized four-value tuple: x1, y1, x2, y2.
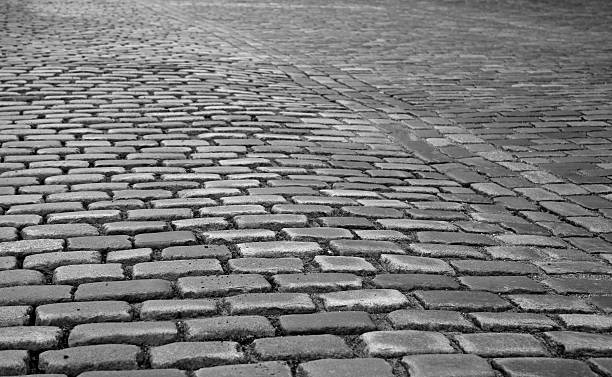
(0, 0, 611, 375)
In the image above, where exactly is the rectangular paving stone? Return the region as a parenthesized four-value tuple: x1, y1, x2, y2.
(133, 231, 196, 248)
(150, 341, 244, 369)
(195, 361, 291, 377)
(53, 263, 125, 285)
(282, 227, 353, 240)
(185, 315, 275, 342)
(252, 334, 352, 361)
(319, 289, 409, 312)
(492, 358, 598, 377)
(0, 238, 64, 257)
(228, 257, 304, 274)
(0, 285, 72, 306)
(39, 344, 141, 376)
(132, 259, 223, 280)
(225, 293, 316, 315)
(67, 235, 131, 251)
(0, 306, 30, 327)
(139, 299, 217, 320)
(544, 331, 612, 356)
(297, 358, 394, 377)
(455, 332, 547, 357)
(0, 326, 62, 351)
(177, 274, 271, 297)
(507, 294, 594, 313)
(36, 301, 131, 326)
(0, 349, 28, 375)
(279, 311, 375, 335)
(543, 277, 612, 294)
(68, 321, 177, 347)
(414, 290, 512, 311)
(273, 273, 362, 293)
(74, 279, 173, 302)
(237, 241, 321, 257)
(402, 354, 495, 377)
(388, 309, 475, 331)
(361, 330, 454, 357)
(468, 312, 558, 331)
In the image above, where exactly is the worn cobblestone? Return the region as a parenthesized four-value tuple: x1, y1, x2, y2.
(1, 0, 611, 374)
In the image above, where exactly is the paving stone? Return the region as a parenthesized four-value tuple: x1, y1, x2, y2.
(237, 241, 321, 257)
(139, 299, 217, 320)
(543, 277, 612, 294)
(68, 321, 177, 347)
(469, 312, 558, 331)
(378, 219, 456, 231)
(451, 260, 539, 275)
(202, 229, 276, 243)
(0, 306, 31, 327)
(39, 344, 141, 376)
(279, 311, 375, 335)
(228, 257, 303, 274)
(381, 254, 454, 274)
(178, 274, 270, 297)
(195, 361, 291, 377)
(150, 341, 244, 369)
(80, 369, 184, 376)
(0, 350, 28, 375)
(417, 231, 498, 245)
(388, 309, 475, 331)
(361, 330, 454, 357)
(0, 238, 64, 257)
(106, 248, 153, 264)
(54, 263, 125, 284)
(558, 314, 612, 331)
(510, 292, 595, 313)
(133, 259, 223, 280)
(313, 255, 376, 273)
(0, 269, 45, 287)
(282, 227, 353, 240)
(225, 293, 316, 315)
(536, 260, 612, 274)
(68, 235, 131, 251)
(74, 279, 173, 302)
(297, 358, 394, 377)
(410, 243, 485, 258)
(161, 245, 231, 260)
(493, 357, 599, 377)
(372, 273, 460, 290)
(36, 301, 131, 326)
(401, 354, 495, 377)
(23, 250, 101, 272)
(330, 239, 405, 256)
(252, 334, 352, 361)
(455, 332, 547, 357)
(133, 231, 196, 248)
(459, 276, 546, 293)
(0, 285, 72, 306)
(415, 290, 511, 311)
(496, 234, 568, 247)
(185, 316, 275, 342)
(0, 326, 62, 350)
(319, 289, 409, 312)
(544, 331, 612, 356)
(273, 273, 362, 292)
(22, 224, 99, 239)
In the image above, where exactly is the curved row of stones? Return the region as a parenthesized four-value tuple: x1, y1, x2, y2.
(0, 0, 611, 376)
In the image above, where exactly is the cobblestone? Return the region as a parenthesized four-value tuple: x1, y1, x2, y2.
(1, 0, 612, 373)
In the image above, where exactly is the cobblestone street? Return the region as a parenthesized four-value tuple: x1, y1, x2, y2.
(1, 0, 612, 375)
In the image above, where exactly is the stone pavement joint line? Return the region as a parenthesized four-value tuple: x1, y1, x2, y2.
(0, 0, 611, 376)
